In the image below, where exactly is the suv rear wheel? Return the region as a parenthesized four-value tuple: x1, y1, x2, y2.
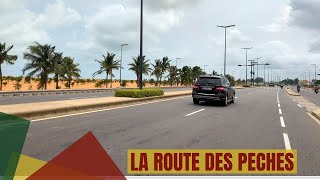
(222, 95, 228, 106)
(193, 98, 200, 105)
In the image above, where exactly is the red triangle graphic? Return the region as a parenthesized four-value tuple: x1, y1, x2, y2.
(28, 132, 126, 180)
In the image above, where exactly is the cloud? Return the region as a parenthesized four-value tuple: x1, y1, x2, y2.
(208, 28, 251, 46)
(259, 5, 292, 32)
(67, 0, 200, 52)
(0, 0, 81, 50)
(260, 0, 320, 53)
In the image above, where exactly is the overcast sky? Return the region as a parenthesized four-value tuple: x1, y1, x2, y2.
(1, 0, 320, 80)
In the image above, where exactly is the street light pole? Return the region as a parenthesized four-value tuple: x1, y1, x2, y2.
(139, 0, 143, 90)
(311, 64, 317, 84)
(248, 60, 256, 86)
(255, 57, 262, 80)
(120, 44, 128, 87)
(217, 25, 235, 76)
(242, 47, 253, 86)
(176, 58, 181, 86)
(204, 65, 208, 74)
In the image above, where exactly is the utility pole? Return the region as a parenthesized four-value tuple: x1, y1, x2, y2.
(120, 44, 128, 87)
(139, 0, 143, 89)
(217, 25, 235, 76)
(242, 47, 253, 86)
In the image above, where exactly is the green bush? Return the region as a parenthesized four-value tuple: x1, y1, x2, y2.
(242, 85, 251, 88)
(115, 88, 164, 98)
(121, 80, 128, 87)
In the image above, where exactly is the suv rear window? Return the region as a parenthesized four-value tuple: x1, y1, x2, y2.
(196, 78, 221, 86)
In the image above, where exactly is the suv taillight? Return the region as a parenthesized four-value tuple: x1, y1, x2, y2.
(193, 84, 200, 89)
(215, 87, 225, 92)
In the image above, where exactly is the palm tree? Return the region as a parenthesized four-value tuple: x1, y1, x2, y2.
(53, 53, 64, 89)
(128, 55, 152, 87)
(191, 66, 203, 83)
(160, 56, 171, 85)
(151, 59, 162, 86)
(23, 42, 60, 90)
(61, 57, 81, 89)
(0, 43, 17, 91)
(180, 66, 193, 86)
(167, 66, 178, 86)
(93, 52, 120, 88)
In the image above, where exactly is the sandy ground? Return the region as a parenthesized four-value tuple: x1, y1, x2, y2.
(1, 80, 182, 91)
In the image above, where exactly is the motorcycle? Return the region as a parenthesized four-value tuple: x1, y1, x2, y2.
(280, 85, 283, 89)
(315, 86, 319, 94)
(297, 86, 301, 93)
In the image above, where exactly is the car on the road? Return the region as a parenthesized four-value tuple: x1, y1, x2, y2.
(269, 83, 275, 87)
(192, 75, 235, 106)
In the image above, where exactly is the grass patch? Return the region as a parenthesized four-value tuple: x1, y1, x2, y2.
(115, 88, 164, 98)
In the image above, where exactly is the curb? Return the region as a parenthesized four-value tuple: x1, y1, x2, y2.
(285, 89, 300, 96)
(311, 111, 320, 121)
(0, 87, 192, 97)
(11, 92, 191, 120)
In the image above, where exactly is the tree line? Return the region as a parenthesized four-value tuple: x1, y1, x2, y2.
(0, 42, 209, 90)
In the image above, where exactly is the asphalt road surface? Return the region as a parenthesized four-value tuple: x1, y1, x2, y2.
(0, 88, 191, 105)
(291, 86, 320, 107)
(22, 87, 320, 175)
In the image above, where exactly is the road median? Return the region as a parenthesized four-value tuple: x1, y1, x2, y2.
(0, 90, 191, 120)
(285, 88, 300, 96)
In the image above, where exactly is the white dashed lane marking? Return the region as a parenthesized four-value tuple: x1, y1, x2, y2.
(185, 109, 206, 117)
(280, 117, 286, 128)
(283, 133, 292, 150)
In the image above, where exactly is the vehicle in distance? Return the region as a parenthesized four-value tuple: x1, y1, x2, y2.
(192, 75, 235, 106)
(269, 83, 275, 87)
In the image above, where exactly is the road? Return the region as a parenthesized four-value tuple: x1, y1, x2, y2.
(291, 86, 320, 107)
(0, 88, 190, 105)
(22, 87, 320, 175)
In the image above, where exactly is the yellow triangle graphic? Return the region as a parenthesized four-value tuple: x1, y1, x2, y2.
(13, 154, 47, 180)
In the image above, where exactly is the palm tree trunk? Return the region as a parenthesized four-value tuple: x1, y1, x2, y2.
(55, 74, 59, 89)
(110, 71, 113, 88)
(0, 63, 2, 91)
(106, 73, 108, 88)
(136, 74, 139, 87)
(68, 79, 71, 89)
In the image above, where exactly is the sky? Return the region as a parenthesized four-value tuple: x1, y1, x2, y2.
(1, 0, 320, 81)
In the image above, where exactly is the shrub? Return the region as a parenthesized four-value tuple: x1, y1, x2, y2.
(115, 88, 164, 98)
(95, 81, 104, 88)
(14, 82, 22, 90)
(3, 81, 7, 87)
(121, 80, 128, 87)
(28, 85, 33, 90)
(243, 85, 251, 88)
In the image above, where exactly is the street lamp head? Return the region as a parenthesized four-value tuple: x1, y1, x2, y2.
(217, 25, 236, 28)
(265, 63, 270, 66)
(242, 47, 253, 50)
(238, 65, 243, 67)
(121, 44, 128, 47)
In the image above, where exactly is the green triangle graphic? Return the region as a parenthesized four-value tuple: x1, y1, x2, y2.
(0, 113, 30, 180)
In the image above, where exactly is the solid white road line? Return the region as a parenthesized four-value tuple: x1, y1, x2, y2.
(32, 96, 188, 122)
(279, 108, 283, 115)
(283, 133, 292, 150)
(297, 104, 303, 108)
(278, 104, 281, 108)
(280, 117, 286, 128)
(306, 112, 320, 126)
(185, 109, 205, 117)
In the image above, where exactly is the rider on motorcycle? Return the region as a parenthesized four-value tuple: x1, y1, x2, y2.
(297, 84, 301, 92)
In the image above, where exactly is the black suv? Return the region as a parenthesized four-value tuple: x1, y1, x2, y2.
(192, 75, 236, 106)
